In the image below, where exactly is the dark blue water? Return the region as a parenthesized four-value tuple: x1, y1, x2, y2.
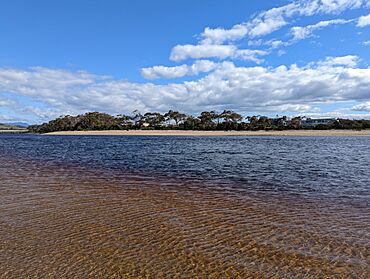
(1, 134, 369, 202)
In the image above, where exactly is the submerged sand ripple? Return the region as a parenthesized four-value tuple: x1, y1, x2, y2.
(0, 157, 369, 278)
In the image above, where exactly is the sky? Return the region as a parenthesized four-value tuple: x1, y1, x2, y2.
(0, 0, 370, 124)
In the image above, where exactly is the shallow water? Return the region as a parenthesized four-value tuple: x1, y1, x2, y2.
(0, 134, 369, 278)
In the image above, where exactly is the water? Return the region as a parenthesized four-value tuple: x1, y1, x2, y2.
(0, 134, 369, 278)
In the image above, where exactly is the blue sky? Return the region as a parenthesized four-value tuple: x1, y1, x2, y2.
(0, 0, 370, 123)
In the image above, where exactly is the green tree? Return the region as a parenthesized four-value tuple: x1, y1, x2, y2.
(290, 116, 302, 129)
(164, 110, 187, 126)
(143, 112, 165, 127)
(220, 110, 242, 123)
(198, 111, 217, 130)
(182, 116, 201, 130)
(131, 110, 144, 127)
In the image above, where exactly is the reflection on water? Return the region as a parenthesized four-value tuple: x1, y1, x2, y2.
(0, 135, 369, 278)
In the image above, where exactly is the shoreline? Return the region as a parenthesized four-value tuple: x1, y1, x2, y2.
(44, 129, 370, 137)
(0, 129, 28, 133)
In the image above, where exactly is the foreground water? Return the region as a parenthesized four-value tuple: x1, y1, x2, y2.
(0, 134, 369, 278)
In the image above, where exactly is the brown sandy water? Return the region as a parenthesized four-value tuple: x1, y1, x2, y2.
(0, 156, 369, 278)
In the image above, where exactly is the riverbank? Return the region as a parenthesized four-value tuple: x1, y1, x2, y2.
(0, 129, 28, 133)
(45, 129, 370, 136)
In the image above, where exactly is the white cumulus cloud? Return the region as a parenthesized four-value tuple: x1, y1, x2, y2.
(141, 60, 218, 80)
(170, 44, 237, 61)
(357, 13, 370, 26)
(200, 0, 368, 44)
(291, 18, 353, 41)
(317, 55, 359, 67)
(169, 44, 268, 63)
(352, 101, 370, 111)
(0, 97, 16, 107)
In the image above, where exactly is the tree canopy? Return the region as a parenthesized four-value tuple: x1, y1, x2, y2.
(27, 110, 370, 133)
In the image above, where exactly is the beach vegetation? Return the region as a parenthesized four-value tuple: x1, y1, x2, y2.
(27, 111, 370, 133)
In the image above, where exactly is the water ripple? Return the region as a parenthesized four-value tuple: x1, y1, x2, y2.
(0, 155, 369, 278)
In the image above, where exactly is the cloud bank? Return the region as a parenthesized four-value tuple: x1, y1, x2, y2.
(1, 56, 370, 122)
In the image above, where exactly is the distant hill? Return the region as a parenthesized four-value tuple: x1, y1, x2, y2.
(0, 123, 27, 130)
(5, 122, 29, 128)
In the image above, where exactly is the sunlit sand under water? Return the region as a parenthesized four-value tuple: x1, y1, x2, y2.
(0, 157, 369, 278)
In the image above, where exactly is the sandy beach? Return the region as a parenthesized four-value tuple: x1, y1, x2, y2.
(45, 129, 370, 137)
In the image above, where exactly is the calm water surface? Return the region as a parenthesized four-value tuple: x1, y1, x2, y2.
(0, 134, 369, 278)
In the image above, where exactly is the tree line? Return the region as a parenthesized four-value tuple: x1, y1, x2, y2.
(28, 110, 370, 133)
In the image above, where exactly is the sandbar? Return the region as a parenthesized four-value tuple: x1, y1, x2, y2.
(45, 129, 370, 136)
